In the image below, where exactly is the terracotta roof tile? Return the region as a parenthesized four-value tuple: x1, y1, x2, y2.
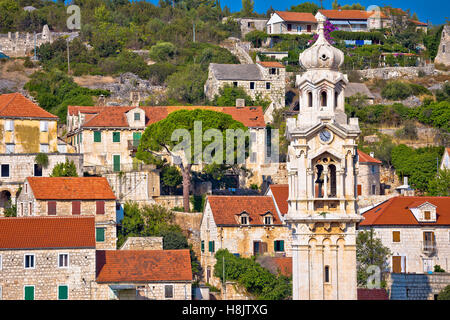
(319, 9, 388, 20)
(358, 150, 382, 164)
(0, 93, 58, 119)
(360, 196, 450, 226)
(0, 216, 95, 249)
(70, 105, 265, 128)
(207, 195, 281, 226)
(272, 257, 292, 277)
(96, 249, 192, 282)
(257, 61, 285, 68)
(27, 177, 116, 200)
(275, 11, 317, 23)
(268, 184, 289, 216)
(357, 288, 389, 300)
(409, 19, 427, 26)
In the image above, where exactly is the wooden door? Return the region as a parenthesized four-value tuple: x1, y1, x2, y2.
(392, 256, 402, 273)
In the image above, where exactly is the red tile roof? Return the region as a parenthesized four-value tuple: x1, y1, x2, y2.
(272, 257, 292, 277)
(409, 19, 427, 26)
(0, 93, 58, 119)
(358, 150, 382, 164)
(257, 61, 285, 68)
(319, 9, 388, 20)
(357, 288, 389, 300)
(275, 11, 317, 23)
(360, 196, 450, 226)
(27, 177, 116, 200)
(69, 105, 266, 128)
(0, 216, 95, 249)
(207, 195, 281, 226)
(96, 249, 192, 282)
(268, 184, 289, 216)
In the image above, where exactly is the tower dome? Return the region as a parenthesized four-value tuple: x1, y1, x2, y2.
(299, 13, 344, 70)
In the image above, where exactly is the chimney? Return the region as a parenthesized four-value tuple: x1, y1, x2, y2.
(130, 91, 141, 107)
(97, 94, 106, 106)
(236, 99, 245, 108)
(370, 152, 374, 158)
(403, 176, 408, 186)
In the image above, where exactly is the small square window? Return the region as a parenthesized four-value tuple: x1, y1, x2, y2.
(424, 211, 431, 220)
(58, 285, 68, 300)
(134, 112, 140, 121)
(1, 164, 10, 177)
(112, 132, 120, 143)
(48, 201, 56, 215)
(5, 144, 14, 154)
(250, 82, 255, 90)
(94, 131, 101, 142)
(393, 231, 401, 243)
(266, 82, 271, 90)
(241, 216, 248, 225)
(34, 164, 42, 177)
(58, 254, 69, 268)
(96, 201, 105, 215)
(233, 82, 238, 87)
(164, 285, 173, 299)
(40, 121, 48, 132)
(274, 240, 285, 252)
(24, 254, 35, 269)
(264, 216, 272, 225)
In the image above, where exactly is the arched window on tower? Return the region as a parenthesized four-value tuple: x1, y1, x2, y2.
(308, 92, 313, 107)
(334, 91, 339, 109)
(321, 91, 327, 107)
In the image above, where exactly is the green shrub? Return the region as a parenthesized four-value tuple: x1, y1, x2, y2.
(437, 285, 450, 300)
(381, 81, 413, 100)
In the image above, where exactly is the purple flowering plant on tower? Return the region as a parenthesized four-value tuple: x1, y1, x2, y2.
(308, 20, 339, 45)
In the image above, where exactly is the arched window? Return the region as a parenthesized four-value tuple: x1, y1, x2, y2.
(321, 91, 327, 107)
(308, 92, 313, 107)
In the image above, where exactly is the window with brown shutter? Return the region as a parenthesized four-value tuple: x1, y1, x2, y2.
(357, 185, 362, 196)
(96, 201, 105, 215)
(392, 256, 402, 273)
(393, 231, 401, 242)
(48, 201, 56, 215)
(424, 211, 431, 220)
(72, 201, 81, 215)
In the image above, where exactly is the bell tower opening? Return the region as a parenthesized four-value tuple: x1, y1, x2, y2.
(321, 91, 327, 107)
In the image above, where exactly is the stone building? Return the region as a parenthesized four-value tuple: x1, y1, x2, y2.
(435, 25, 450, 67)
(0, 93, 82, 215)
(318, 9, 390, 31)
(204, 62, 286, 114)
(0, 216, 97, 300)
(356, 150, 382, 197)
(0, 25, 78, 57)
(66, 105, 274, 187)
(285, 13, 363, 300)
(200, 195, 292, 286)
(359, 196, 450, 274)
(266, 11, 317, 35)
(93, 249, 192, 300)
(345, 83, 375, 104)
(222, 17, 269, 38)
(16, 177, 117, 250)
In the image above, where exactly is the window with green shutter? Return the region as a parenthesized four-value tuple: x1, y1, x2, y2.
(58, 285, 68, 300)
(113, 155, 121, 172)
(113, 132, 120, 142)
(201, 241, 204, 252)
(132, 132, 142, 147)
(274, 240, 285, 252)
(94, 131, 101, 142)
(208, 241, 215, 253)
(24, 286, 34, 300)
(96, 228, 105, 242)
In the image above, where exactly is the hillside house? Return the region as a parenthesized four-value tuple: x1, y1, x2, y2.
(0, 93, 82, 215)
(359, 196, 450, 274)
(266, 11, 317, 35)
(204, 62, 286, 115)
(94, 249, 192, 300)
(16, 177, 117, 250)
(0, 216, 97, 300)
(200, 195, 292, 286)
(357, 150, 382, 197)
(318, 9, 390, 31)
(222, 17, 269, 37)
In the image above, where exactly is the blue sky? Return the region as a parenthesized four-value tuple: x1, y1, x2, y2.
(216, 0, 449, 26)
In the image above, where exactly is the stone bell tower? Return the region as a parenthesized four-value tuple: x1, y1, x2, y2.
(284, 12, 363, 300)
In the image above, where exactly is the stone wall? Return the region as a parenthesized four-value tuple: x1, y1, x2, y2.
(356, 65, 435, 80)
(120, 237, 163, 250)
(0, 248, 96, 300)
(173, 211, 203, 258)
(92, 282, 192, 300)
(387, 273, 450, 300)
(357, 162, 381, 197)
(154, 195, 184, 209)
(105, 169, 160, 202)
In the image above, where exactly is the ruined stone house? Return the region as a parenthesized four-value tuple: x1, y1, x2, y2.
(200, 195, 292, 286)
(435, 25, 450, 67)
(0, 93, 82, 215)
(356, 150, 382, 197)
(16, 176, 118, 250)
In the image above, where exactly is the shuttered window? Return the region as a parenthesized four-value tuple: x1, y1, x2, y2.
(24, 286, 34, 300)
(112, 132, 120, 143)
(72, 201, 81, 215)
(274, 240, 285, 252)
(392, 231, 401, 242)
(96, 228, 105, 242)
(96, 201, 105, 215)
(94, 131, 101, 142)
(208, 241, 215, 253)
(424, 211, 431, 220)
(48, 201, 56, 215)
(164, 285, 173, 299)
(58, 285, 68, 300)
(201, 241, 204, 252)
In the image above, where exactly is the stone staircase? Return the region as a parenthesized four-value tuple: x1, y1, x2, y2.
(220, 37, 254, 64)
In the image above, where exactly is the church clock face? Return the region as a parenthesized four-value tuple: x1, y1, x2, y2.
(319, 129, 332, 143)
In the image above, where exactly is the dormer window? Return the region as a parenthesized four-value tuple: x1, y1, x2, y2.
(134, 112, 140, 121)
(424, 211, 431, 220)
(264, 216, 272, 225)
(238, 211, 250, 225)
(241, 216, 248, 224)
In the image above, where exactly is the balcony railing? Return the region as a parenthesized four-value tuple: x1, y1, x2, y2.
(422, 241, 437, 255)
